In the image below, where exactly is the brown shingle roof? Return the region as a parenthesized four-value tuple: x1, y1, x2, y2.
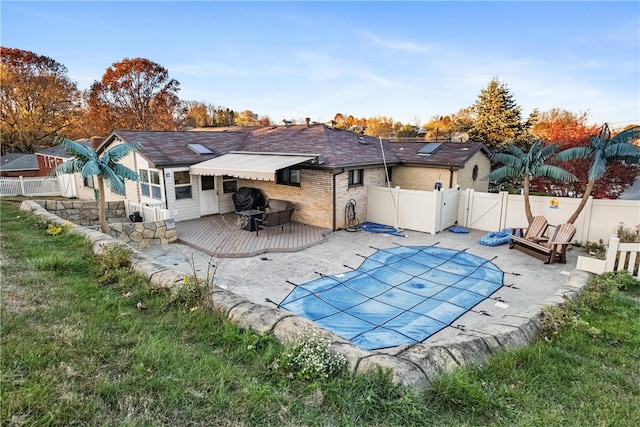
(389, 141, 489, 169)
(108, 129, 249, 168)
(106, 124, 402, 169)
(101, 126, 488, 171)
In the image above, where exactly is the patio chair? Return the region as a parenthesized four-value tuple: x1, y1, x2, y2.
(510, 222, 576, 264)
(509, 215, 548, 248)
(261, 198, 295, 213)
(254, 208, 295, 237)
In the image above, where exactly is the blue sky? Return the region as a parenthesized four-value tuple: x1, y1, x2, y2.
(2, 1, 639, 129)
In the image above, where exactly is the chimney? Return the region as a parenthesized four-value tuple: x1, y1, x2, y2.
(305, 117, 310, 127)
(90, 136, 103, 150)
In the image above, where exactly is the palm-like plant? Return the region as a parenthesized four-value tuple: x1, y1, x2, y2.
(55, 137, 138, 234)
(485, 139, 576, 223)
(555, 123, 640, 224)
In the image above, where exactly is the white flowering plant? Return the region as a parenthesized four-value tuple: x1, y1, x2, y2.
(272, 326, 347, 382)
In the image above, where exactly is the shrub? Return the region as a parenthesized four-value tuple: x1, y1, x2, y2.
(45, 221, 72, 236)
(538, 271, 638, 341)
(272, 326, 347, 382)
(164, 254, 216, 311)
(95, 243, 135, 288)
(616, 223, 640, 243)
(164, 274, 209, 311)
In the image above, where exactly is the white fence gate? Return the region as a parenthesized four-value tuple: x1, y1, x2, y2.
(367, 186, 460, 234)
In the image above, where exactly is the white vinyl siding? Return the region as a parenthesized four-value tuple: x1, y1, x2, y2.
(164, 168, 201, 221)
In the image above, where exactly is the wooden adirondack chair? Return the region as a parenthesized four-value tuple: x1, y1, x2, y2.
(509, 215, 549, 249)
(510, 223, 576, 264)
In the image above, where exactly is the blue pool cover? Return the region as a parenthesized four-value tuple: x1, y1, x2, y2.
(279, 245, 504, 350)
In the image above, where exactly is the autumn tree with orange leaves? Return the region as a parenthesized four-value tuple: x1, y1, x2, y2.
(0, 47, 82, 154)
(88, 58, 180, 135)
(530, 111, 639, 200)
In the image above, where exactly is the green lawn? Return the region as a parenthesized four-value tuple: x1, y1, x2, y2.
(1, 201, 639, 426)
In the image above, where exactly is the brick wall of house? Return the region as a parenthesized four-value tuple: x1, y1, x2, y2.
(334, 167, 387, 230)
(455, 151, 490, 192)
(238, 169, 333, 229)
(392, 166, 451, 191)
(237, 167, 387, 230)
(36, 155, 64, 177)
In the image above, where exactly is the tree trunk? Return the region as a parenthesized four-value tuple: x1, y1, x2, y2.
(566, 179, 596, 224)
(97, 177, 109, 234)
(523, 174, 533, 224)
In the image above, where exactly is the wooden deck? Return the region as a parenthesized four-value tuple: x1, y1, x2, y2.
(175, 213, 332, 258)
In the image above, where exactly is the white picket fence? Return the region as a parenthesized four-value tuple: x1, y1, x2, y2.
(576, 236, 640, 279)
(124, 200, 172, 222)
(0, 176, 61, 197)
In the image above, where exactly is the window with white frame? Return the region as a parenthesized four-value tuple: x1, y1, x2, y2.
(139, 169, 162, 200)
(222, 175, 237, 194)
(174, 171, 193, 200)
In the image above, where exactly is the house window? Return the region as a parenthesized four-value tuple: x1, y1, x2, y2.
(201, 175, 215, 191)
(222, 175, 237, 194)
(83, 174, 95, 189)
(472, 165, 479, 181)
(174, 171, 192, 200)
(276, 168, 301, 187)
(348, 169, 364, 187)
(139, 169, 162, 200)
(385, 166, 393, 184)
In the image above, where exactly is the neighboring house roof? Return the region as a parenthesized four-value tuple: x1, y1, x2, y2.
(389, 141, 490, 169)
(103, 124, 402, 169)
(0, 153, 39, 172)
(37, 145, 70, 158)
(37, 138, 92, 159)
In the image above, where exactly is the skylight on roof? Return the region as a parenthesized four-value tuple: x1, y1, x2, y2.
(417, 143, 442, 155)
(188, 144, 214, 155)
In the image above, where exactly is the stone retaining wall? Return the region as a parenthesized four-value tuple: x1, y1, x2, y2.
(34, 199, 177, 249)
(111, 219, 177, 249)
(35, 199, 126, 226)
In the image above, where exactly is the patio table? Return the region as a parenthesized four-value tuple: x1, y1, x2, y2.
(237, 209, 265, 232)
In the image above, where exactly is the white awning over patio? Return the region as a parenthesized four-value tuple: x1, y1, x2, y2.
(189, 152, 318, 181)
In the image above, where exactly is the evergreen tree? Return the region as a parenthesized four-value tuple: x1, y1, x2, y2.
(470, 78, 528, 151)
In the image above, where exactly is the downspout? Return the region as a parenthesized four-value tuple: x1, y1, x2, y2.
(163, 169, 169, 210)
(332, 168, 346, 231)
(449, 165, 454, 188)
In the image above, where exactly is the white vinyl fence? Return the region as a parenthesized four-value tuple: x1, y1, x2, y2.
(367, 186, 640, 243)
(124, 200, 172, 222)
(367, 186, 460, 234)
(0, 176, 61, 197)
